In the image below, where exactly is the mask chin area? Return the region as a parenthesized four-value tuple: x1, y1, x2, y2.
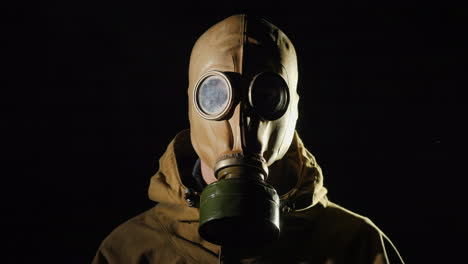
(198, 158, 280, 250)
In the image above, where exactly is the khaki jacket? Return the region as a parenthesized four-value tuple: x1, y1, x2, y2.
(93, 130, 402, 264)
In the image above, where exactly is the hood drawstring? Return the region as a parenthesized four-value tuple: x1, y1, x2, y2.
(184, 188, 200, 208)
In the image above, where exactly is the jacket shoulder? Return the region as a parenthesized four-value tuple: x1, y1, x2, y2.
(319, 202, 389, 263)
(276, 201, 389, 264)
(92, 206, 177, 264)
(322, 201, 379, 230)
(318, 202, 386, 247)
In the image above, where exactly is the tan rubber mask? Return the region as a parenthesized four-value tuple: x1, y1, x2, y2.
(188, 14, 299, 249)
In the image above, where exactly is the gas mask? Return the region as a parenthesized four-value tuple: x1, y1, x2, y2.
(188, 14, 299, 248)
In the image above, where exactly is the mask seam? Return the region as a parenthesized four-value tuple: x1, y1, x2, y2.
(240, 13, 247, 74)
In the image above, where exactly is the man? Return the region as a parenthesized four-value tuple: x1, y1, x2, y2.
(93, 14, 404, 264)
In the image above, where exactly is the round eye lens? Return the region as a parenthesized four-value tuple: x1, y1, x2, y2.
(249, 72, 289, 120)
(196, 75, 231, 119)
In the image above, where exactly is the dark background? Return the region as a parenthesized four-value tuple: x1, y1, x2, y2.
(2, 2, 465, 264)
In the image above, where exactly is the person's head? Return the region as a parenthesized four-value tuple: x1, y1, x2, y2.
(188, 14, 299, 177)
(187, 14, 299, 249)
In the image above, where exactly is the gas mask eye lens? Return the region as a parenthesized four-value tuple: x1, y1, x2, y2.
(249, 72, 290, 120)
(199, 76, 228, 114)
(194, 72, 233, 120)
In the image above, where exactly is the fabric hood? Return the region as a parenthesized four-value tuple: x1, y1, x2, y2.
(148, 129, 327, 212)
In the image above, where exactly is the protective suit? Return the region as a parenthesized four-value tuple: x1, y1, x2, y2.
(93, 14, 404, 264)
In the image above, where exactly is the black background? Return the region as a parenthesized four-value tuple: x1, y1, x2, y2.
(2, 2, 465, 264)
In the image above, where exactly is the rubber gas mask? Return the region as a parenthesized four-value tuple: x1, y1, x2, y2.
(188, 14, 299, 248)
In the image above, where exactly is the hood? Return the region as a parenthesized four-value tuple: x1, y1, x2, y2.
(148, 129, 327, 212)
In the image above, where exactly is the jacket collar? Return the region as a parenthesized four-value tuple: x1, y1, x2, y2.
(148, 129, 328, 215)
